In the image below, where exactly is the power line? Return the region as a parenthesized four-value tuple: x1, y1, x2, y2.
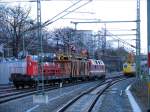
(107, 32, 136, 48)
(43, 0, 92, 26)
(0, 0, 37, 3)
(43, 0, 82, 26)
(0, 0, 93, 31)
(64, 11, 95, 14)
(106, 29, 136, 32)
(25, 0, 93, 49)
(22, 0, 84, 35)
(0, 0, 71, 3)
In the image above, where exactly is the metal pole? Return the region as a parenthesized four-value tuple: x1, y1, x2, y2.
(33, 0, 48, 104)
(102, 24, 106, 55)
(74, 23, 77, 30)
(118, 40, 120, 48)
(23, 35, 25, 57)
(104, 24, 106, 49)
(37, 0, 44, 94)
(71, 20, 138, 24)
(147, 0, 150, 111)
(136, 0, 141, 79)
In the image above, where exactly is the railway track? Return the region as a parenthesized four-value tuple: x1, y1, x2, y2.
(0, 75, 123, 94)
(0, 88, 17, 94)
(0, 74, 124, 105)
(0, 84, 14, 89)
(57, 76, 126, 112)
(0, 79, 100, 104)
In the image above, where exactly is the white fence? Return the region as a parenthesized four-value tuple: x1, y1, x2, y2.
(0, 60, 26, 84)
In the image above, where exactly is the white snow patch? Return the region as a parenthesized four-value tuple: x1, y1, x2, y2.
(126, 85, 142, 112)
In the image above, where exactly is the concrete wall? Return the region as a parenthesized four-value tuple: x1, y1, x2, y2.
(0, 61, 26, 84)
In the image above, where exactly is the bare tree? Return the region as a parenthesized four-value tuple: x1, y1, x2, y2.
(3, 6, 34, 57)
(0, 6, 10, 45)
(51, 28, 75, 54)
(0, 5, 57, 57)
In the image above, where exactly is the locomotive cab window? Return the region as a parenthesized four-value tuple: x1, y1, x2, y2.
(95, 61, 98, 65)
(123, 64, 128, 68)
(97, 61, 100, 65)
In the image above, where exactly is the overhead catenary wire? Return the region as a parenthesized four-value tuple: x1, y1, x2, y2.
(106, 29, 136, 32)
(71, 20, 137, 50)
(0, 0, 86, 25)
(21, 0, 83, 49)
(20, 0, 91, 33)
(42, 0, 83, 26)
(25, 0, 93, 49)
(71, 20, 139, 24)
(107, 32, 136, 48)
(0, 0, 37, 3)
(64, 11, 95, 14)
(25, 0, 85, 49)
(0, 0, 74, 3)
(95, 28, 136, 50)
(43, 0, 93, 26)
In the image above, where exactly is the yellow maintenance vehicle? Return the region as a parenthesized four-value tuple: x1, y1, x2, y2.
(123, 52, 136, 76)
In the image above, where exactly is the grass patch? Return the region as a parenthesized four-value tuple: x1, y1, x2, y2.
(130, 77, 149, 111)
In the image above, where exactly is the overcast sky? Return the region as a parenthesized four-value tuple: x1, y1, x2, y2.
(3, 0, 147, 53)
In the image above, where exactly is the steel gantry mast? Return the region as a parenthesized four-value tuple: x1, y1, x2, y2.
(136, 0, 141, 79)
(37, 0, 44, 93)
(33, 0, 48, 104)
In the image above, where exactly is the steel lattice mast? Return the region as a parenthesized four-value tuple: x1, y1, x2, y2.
(37, 0, 44, 94)
(136, 0, 141, 78)
(147, 0, 150, 111)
